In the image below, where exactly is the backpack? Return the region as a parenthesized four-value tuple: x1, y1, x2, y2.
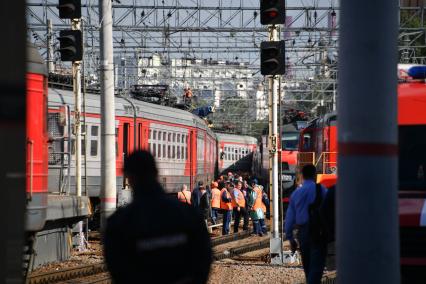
(308, 184, 327, 244)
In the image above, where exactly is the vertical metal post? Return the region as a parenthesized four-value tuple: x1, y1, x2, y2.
(99, 0, 117, 229)
(47, 19, 55, 73)
(72, 19, 86, 251)
(268, 25, 283, 265)
(72, 19, 82, 198)
(338, 0, 400, 282)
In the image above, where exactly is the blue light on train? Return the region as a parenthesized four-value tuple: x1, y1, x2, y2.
(407, 65, 426, 79)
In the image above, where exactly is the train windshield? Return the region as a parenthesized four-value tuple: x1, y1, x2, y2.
(399, 125, 426, 190)
(282, 132, 299, 151)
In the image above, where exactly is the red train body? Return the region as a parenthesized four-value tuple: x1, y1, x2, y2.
(26, 43, 48, 231)
(295, 82, 426, 277)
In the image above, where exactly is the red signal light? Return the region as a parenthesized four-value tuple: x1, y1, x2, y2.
(267, 10, 278, 18)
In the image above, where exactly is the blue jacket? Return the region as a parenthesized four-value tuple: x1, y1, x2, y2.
(285, 180, 327, 240)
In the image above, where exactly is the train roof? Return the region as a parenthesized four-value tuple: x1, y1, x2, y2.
(48, 87, 214, 135)
(215, 132, 257, 144)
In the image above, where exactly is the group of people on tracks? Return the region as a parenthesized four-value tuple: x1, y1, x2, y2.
(103, 150, 335, 284)
(177, 172, 270, 237)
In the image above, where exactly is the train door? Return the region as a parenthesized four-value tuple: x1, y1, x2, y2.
(189, 130, 197, 189)
(122, 122, 130, 188)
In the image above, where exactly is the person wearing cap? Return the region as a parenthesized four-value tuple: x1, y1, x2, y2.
(104, 150, 212, 283)
(210, 181, 221, 225)
(219, 181, 233, 235)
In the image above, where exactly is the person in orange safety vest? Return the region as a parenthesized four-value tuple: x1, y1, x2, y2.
(177, 184, 191, 205)
(232, 181, 249, 233)
(210, 182, 221, 225)
(219, 181, 233, 235)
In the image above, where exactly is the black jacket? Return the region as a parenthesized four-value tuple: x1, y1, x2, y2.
(104, 183, 212, 284)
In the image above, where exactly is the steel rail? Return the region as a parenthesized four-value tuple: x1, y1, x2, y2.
(26, 263, 107, 284)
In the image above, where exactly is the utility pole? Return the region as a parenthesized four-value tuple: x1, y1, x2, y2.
(338, 0, 400, 282)
(268, 25, 282, 265)
(72, 18, 86, 251)
(99, 0, 117, 229)
(47, 19, 55, 73)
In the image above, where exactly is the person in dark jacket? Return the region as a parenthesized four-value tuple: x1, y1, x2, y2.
(104, 151, 212, 284)
(191, 181, 203, 208)
(199, 185, 210, 226)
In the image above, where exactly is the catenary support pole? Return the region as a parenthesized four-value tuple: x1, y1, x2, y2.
(99, 0, 117, 229)
(269, 25, 283, 265)
(72, 19, 86, 251)
(337, 0, 400, 283)
(73, 19, 82, 199)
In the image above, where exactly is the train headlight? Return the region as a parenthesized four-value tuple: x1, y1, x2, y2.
(282, 174, 293, 181)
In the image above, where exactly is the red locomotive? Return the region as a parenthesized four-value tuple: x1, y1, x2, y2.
(26, 43, 48, 232)
(295, 75, 426, 280)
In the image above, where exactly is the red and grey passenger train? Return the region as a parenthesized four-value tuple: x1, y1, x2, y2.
(26, 45, 257, 227)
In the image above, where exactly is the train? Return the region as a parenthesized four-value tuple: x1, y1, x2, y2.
(254, 121, 307, 210)
(24, 43, 258, 268)
(293, 74, 426, 281)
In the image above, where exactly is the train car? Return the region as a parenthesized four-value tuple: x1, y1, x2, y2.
(296, 78, 426, 280)
(397, 81, 426, 280)
(297, 113, 338, 188)
(47, 88, 218, 199)
(216, 133, 257, 176)
(26, 43, 48, 232)
(255, 122, 307, 204)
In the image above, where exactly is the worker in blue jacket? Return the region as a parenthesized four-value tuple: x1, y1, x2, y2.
(285, 164, 327, 284)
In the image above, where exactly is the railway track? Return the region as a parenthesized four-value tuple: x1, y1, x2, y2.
(26, 264, 107, 284)
(26, 234, 270, 284)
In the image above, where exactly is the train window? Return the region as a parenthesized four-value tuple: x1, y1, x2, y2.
(173, 146, 176, 159)
(163, 132, 166, 141)
(71, 139, 75, 155)
(158, 131, 162, 141)
(168, 145, 171, 158)
(153, 143, 157, 157)
(148, 143, 151, 153)
(82, 140, 86, 155)
(153, 130, 157, 140)
(158, 143, 162, 158)
(177, 146, 181, 159)
(90, 140, 98, 156)
(91, 126, 99, 136)
(168, 133, 171, 142)
(173, 133, 176, 142)
(182, 135, 185, 143)
(149, 129, 152, 140)
(177, 134, 181, 143)
(181, 146, 184, 160)
(163, 145, 166, 158)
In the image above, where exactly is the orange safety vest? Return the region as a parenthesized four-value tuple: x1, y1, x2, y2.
(211, 187, 221, 209)
(252, 186, 264, 212)
(231, 188, 246, 208)
(177, 190, 191, 205)
(220, 188, 233, 211)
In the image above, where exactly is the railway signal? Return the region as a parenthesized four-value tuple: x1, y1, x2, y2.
(260, 40, 285, 75)
(260, 0, 285, 25)
(58, 30, 82, 62)
(57, 0, 81, 19)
